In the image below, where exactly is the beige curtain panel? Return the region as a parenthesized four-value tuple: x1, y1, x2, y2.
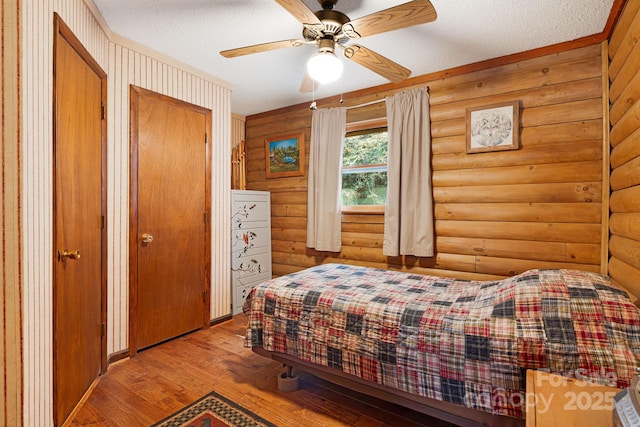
(306, 107, 347, 252)
(383, 88, 434, 257)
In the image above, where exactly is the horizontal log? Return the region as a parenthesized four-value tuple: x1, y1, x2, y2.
(436, 220, 601, 243)
(429, 44, 599, 96)
(272, 239, 306, 254)
(566, 243, 601, 264)
(437, 236, 599, 265)
(271, 216, 306, 230)
(341, 232, 383, 249)
(611, 127, 640, 165)
(342, 214, 384, 224)
(610, 154, 640, 191)
(271, 249, 477, 273)
(433, 161, 601, 187)
(274, 231, 601, 265)
(270, 191, 307, 205)
(435, 202, 601, 223)
(609, 8, 640, 80)
(271, 228, 307, 244)
(432, 135, 463, 155)
(431, 99, 603, 140)
(610, 35, 640, 103)
(433, 140, 601, 171)
(433, 120, 603, 156)
(609, 68, 640, 125)
(475, 256, 599, 277)
(271, 204, 306, 218)
(520, 120, 602, 146)
(610, 97, 640, 145)
(431, 118, 464, 138)
(521, 98, 602, 127)
(346, 101, 386, 123)
(608, 257, 640, 302)
(609, 0, 640, 59)
(433, 182, 601, 204)
(431, 52, 601, 106)
(610, 185, 640, 212)
(430, 78, 602, 122)
(341, 222, 384, 234)
(246, 111, 310, 134)
(251, 177, 308, 191)
(272, 263, 305, 277)
(609, 235, 640, 271)
(609, 213, 640, 240)
(437, 236, 566, 262)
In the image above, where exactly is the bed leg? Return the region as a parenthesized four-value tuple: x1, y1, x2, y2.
(278, 364, 300, 392)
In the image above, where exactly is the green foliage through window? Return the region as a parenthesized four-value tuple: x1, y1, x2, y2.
(341, 128, 388, 206)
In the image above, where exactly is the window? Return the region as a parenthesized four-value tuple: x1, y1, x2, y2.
(341, 126, 388, 208)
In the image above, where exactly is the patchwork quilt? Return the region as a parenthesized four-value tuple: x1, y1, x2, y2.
(244, 263, 640, 418)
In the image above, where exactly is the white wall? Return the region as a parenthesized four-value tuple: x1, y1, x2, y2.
(22, 0, 233, 424)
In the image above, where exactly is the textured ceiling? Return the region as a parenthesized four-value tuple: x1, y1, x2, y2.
(91, 0, 615, 116)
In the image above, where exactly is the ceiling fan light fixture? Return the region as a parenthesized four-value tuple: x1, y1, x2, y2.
(307, 51, 343, 84)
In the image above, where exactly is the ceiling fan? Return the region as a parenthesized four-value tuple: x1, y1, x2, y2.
(220, 0, 437, 91)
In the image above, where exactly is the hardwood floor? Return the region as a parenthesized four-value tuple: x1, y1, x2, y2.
(68, 315, 456, 426)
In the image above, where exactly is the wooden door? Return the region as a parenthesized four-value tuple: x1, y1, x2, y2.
(52, 14, 107, 426)
(130, 86, 211, 353)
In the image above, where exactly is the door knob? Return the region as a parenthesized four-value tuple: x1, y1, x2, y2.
(58, 249, 81, 262)
(141, 233, 154, 243)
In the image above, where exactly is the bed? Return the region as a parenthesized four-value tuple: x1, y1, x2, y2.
(243, 263, 640, 426)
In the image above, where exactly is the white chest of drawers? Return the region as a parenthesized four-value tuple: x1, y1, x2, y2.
(231, 190, 272, 315)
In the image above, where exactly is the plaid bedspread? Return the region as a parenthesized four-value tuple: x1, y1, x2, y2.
(244, 263, 640, 418)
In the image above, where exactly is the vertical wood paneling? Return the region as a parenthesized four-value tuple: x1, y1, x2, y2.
(1, 0, 23, 425)
(246, 44, 606, 281)
(107, 43, 232, 351)
(21, 1, 232, 425)
(608, 1, 640, 303)
(232, 114, 246, 149)
(23, 0, 55, 424)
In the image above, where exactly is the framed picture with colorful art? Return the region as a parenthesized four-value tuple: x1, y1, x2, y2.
(264, 132, 305, 178)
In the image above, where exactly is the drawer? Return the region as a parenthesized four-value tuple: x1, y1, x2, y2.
(233, 283, 258, 315)
(232, 199, 270, 230)
(231, 226, 270, 258)
(232, 252, 271, 285)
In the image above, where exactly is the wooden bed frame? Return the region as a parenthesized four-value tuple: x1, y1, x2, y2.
(254, 347, 525, 427)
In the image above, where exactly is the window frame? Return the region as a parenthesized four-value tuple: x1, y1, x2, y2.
(341, 118, 388, 215)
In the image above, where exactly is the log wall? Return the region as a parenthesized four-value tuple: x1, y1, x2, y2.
(245, 44, 607, 281)
(608, 0, 640, 303)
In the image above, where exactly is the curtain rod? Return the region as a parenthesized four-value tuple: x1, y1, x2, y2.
(345, 98, 386, 110)
(343, 86, 430, 110)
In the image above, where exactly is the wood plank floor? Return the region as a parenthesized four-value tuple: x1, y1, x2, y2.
(68, 315, 457, 426)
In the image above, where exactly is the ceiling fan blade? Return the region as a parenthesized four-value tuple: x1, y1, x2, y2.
(300, 71, 316, 93)
(220, 40, 304, 58)
(343, 44, 411, 83)
(274, 0, 322, 26)
(344, 0, 437, 39)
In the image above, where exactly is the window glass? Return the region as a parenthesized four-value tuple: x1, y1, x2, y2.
(341, 128, 388, 206)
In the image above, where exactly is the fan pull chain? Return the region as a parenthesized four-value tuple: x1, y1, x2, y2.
(310, 83, 317, 110)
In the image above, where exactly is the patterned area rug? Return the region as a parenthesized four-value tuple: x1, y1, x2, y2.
(152, 391, 277, 427)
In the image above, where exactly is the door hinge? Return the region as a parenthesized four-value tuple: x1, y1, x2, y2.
(100, 322, 105, 338)
(205, 133, 208, 144)
(204, 212, 208, 224)
(101, 215, 105, 230)
(101, 104, 105, 120)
